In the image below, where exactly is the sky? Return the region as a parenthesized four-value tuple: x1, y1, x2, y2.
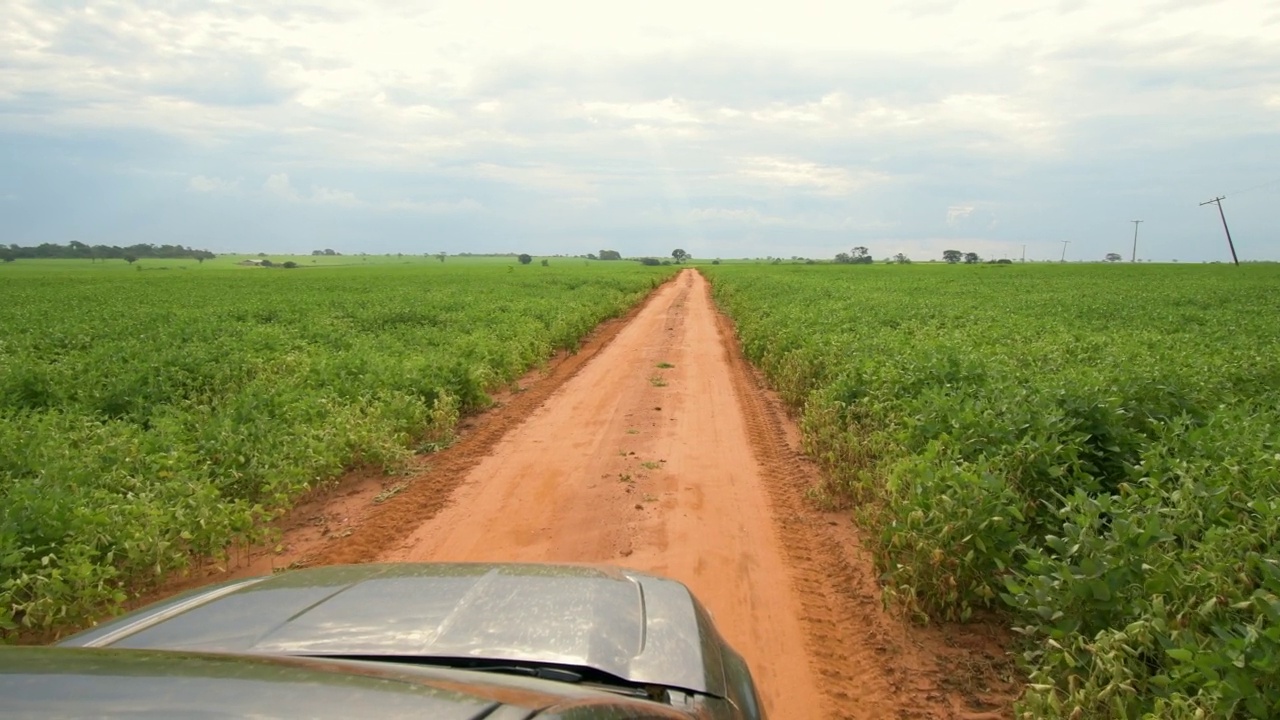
(2, 0, 1278, 262)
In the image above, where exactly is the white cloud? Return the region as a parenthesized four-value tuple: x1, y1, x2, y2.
(384, 198, 483, 213)
(687, 207, 790, 225)
(309, 186, 362, 208)
(946, 204, 999, 230)
(580, 98, 703, 125)
(188, 175, 240, 194)
(947, 205, 976, 225)
(734, 156, 884, 196)
(263, 173, 302, 201)
(469, 163, 598, 193)
(263, 173, 363, 207)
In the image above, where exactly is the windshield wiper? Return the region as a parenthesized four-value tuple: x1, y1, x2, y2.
(313, 654, 654, 699)
(463, 664, 583, 683)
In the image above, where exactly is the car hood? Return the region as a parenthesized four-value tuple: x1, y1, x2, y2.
(62, 563, 728, 697)
(1, 646, 560, 719)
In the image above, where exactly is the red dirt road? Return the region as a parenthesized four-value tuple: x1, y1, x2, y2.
(138, 268, 1015, 719)
(381, 269, 873, 717)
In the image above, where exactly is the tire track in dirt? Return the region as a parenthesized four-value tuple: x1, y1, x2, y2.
(306, 278, 674, 569)
(712, 291, 952, 719)
(132, 276, 677, 598)
(376, 270, 831, 717)
(375, 269, 920, 718)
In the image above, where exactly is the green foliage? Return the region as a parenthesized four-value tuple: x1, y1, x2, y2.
(0, 261, 674, 637)
(704, 263, 1280, 717)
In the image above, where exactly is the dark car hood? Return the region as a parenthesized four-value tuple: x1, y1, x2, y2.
(1, 646, 543, 719)
(62, 563, 728, 697)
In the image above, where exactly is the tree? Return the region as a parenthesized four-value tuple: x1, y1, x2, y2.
(323, 249, 337, 256)
(123, 255, 138, 264)
(834, 252, 851, 264)
(282, 261, 298, 269)
(437, 252, 446, 262)
(1105, 253, 1122, 262)
(540, 258, 549, 266)
(587, 253, 598, 260)
(711, 259, 721, 265)
(893, 253, 911, 264)
(193, 250, 215, 264)
(672, 248, 690, 264)
(639, 257, 661, 266)
(851, 246, 872, 264)
(964, 252, 980, 264)
(943, 249, 962, 264)
(518, 254, 533, 265)
(598, 250, 622, 261)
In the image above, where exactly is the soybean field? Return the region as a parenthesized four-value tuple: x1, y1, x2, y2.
(705, 262, 1280, 718)
(0, 259, 674, 635)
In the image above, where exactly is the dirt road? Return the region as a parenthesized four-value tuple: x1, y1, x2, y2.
(379, 269, 875, 716)
(152, 268, 1013, 718)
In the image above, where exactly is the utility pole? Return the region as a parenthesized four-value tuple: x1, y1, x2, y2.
(1199, 196, 1239, 266)
(1130, 220, 1142, 262)
(1060, 240, 1070, 262)
(1021, 244, 1027, 263)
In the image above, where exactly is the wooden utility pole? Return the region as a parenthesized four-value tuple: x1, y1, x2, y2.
(1060, 240, 1070, 262)
(1200, 196, 1240, 266)
(1130, 220, 1142, 262)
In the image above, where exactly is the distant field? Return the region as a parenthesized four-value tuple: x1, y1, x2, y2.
(0, 259, 674, 635)
(705, 262, 1280, 718)
(0, 253, 587, 271)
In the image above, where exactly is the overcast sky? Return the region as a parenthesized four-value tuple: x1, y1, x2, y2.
(2, 0, 1278, 261)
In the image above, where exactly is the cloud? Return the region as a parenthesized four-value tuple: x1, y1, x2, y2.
(2, 0, 1278, 260)
(384, 198, 484, 213)
(947, 205, 977, 225)
(579, 98, 704, 125)
(309, 185, 361, 208)
(263, 173, 362, 207)
(946, 204, 999, 231)
(734, 157, 884, 196)
(263, 173, 301, 201)
(188, 175, 240, 194)
(687, 207, 791, 225)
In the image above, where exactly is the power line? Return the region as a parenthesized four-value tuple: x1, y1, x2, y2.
(1199, 196, 1239, 266)
(1225, 176, 1280, 197)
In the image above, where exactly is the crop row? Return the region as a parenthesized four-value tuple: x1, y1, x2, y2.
(0, 262, 674, 636)
(705, 262, 1280, 718)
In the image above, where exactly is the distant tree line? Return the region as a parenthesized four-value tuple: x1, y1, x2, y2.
(1, 242, 216, 263)
(833, 246, 874, 264)
(942, 249, 1012, 264)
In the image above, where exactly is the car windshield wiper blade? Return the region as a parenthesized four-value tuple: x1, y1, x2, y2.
(306, 655, 674, 702)
(462, 664, 583, 683)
